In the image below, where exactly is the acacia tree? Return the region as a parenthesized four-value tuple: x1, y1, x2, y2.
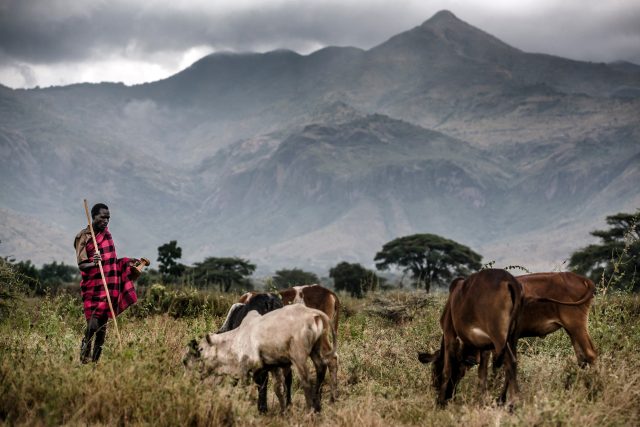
(374, 233, 482, 292)
(569, 211, 639, 292)
(330, 262, 380, 298)
(192, 257, 256, 292)
(272, 268, 319, 289)
(157, 240, 185, 283)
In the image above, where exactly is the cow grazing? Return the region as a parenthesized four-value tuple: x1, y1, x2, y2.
(214, 293, 287, 413)
(477, 272, 597, 387)
(240, 284, 341, 402)
(183, 304, 336, 413)
(418, 269, 524, 407)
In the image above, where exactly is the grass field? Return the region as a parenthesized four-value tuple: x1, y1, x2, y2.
(1, 289, 639, 426)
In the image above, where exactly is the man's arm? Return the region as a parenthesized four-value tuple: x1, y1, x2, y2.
(75, 230, 102, 272)
(78, 253, 102, 272)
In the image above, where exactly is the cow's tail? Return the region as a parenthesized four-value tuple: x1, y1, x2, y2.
(527, 279, 596, 306)
(507, 276, 523, 339)
(332, 295, 340, 351)
(493, 277, 522, 368)
(315, 311, 337, 362)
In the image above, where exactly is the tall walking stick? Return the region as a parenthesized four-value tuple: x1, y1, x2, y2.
(83, 199, 122, 347)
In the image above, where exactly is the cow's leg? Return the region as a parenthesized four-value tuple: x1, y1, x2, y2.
(439, 339, 458, 406)
(499, 340, 519, 407)
(564, 325, 597, 367)
(291, 355, 315, 411)
(310, 351, 327, 412)
(253, 369, 269, 414)
(567, 328, 597, 367)
(561, 307, 597, 367)
(477, 350, 490, 392)
(284, 366, 293, 407)
(271, 368, 287, 414)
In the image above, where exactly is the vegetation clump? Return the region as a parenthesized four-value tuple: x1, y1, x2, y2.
(1, 288, 639, 426)
(570, 211, 639, 292)
(375, 233, 482, 292)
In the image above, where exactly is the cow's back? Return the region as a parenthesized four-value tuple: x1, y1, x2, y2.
(280, 284, 340, 331)
(450, 269, 523, 352)
(246, 305, 331, 363)
(518, 272, 595, 302)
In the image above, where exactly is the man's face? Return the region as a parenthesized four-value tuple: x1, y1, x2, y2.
(93, 209, 110, 231)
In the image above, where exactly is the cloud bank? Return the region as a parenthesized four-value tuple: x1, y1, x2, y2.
(1, 0, 639, 88)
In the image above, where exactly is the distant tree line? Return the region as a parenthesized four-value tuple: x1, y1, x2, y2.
(1, 257, 78, 296)
(4, 210, 636, 300)
(569, 211, 639, 293)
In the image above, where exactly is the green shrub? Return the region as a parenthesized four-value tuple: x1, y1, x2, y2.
(131, 284, 237, 319)
(0, 259, 28, 318)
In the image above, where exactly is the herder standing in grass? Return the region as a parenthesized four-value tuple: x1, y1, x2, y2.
(74, 203, 140, 363)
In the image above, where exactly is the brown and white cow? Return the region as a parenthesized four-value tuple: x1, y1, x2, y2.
(183, 304, 336, 413)
(477, 272, 597, 387)
(418, 269, 524, 407)
(239, 284, 340, 401)
(239, 284, 340, 332)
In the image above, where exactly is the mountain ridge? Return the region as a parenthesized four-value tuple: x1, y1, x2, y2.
(0, 10, 638, 274)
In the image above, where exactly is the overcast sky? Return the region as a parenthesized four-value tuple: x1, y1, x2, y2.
(1, 0, 639, 89)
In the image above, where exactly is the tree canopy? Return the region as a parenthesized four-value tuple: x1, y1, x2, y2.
(3, 258, 77, 295)
(374, 233, 482, 292)
(272, 268, 319, 289)
(569, 211, 639, 292)
(330, 261, 380, 298)
(191, 257, 256, 292)
(157, 240, 185, 283)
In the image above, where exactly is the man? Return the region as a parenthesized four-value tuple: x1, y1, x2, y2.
(74, 203, 138, 363)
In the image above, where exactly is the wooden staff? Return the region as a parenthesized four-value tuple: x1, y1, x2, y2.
(83, 199, 122, 347)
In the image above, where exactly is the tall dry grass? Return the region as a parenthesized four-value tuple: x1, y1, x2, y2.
(1, 289, 639, 426)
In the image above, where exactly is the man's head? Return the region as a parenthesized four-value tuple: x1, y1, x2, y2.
(91, 203, 110, 232)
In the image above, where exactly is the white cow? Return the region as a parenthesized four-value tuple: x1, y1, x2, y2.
(184, 304, 336, 413)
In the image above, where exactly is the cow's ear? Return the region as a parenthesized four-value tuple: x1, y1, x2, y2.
(418, 350, 440, 364)
(205, 334, 213, 345)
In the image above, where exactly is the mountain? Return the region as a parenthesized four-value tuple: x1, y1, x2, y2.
(1, 10, 639, 274)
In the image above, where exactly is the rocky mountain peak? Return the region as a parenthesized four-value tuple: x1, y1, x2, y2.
(422, 10, 461, 26)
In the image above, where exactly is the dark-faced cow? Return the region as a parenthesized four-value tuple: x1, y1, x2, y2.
(218, 293, 284, 333)
(418, 269, 524, 407)
(184, 304, 336, 413)
(239, 284, 340, 402)
(477, 272, 597, 387)
(214, 293, 287, 413)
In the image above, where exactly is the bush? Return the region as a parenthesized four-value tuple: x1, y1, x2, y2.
(0, 258, 28, 318)
(131, 284, 237, 319)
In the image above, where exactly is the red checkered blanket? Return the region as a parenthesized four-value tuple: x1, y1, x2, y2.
(80, 227, 137, 320)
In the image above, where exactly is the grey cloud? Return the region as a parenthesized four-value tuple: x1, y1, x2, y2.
(479, 2, 640, 64)
(0, 1, 418, 63)
(16, 63, 36, 86)
(1, 0, 639, 69)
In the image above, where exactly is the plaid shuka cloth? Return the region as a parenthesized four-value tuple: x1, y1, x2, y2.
(80, 227, 138, 320)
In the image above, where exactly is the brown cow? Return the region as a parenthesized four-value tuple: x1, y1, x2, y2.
(418, 269, 524, 407)
(239, 284, 340, 402)
(477, 272, 597, 387)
